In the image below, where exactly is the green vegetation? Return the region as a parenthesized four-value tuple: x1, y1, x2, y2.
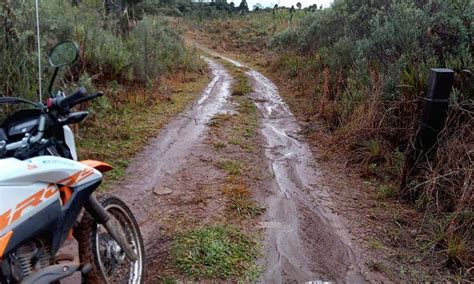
(223, 184, 265, 218)
(231, 70, 252, 96)
(217, 159, 243, 176)
(0, 0, 203, 98)
(172, 225, 261, 281)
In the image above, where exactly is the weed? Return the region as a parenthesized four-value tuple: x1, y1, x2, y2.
(217, 159, 243, 176)
(171, 225, 261, 281)
(376, 184, 395, 200)
(446, 234, 468, 265)
(243, 127, 254, 138)
(207, 113, 233, 128)
(223, 184, 265, 218)
(212, 141, 227, 150)
(366, 260, 386, 273)
(368, 238, 384, 250)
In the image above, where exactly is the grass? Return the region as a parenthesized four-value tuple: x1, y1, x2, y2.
(207, 113, 233, 127)
(217, 159, 243, 176)
(209, 63, 265, 220)
(222, 61, 252, 97)
(212, 141, 227, 150)
(171, 225, 261, 281)
(223, 184, 265, 218)
(77, 72, 210, 188)
(231, 70, 252, 96)
(368, 238, 385, 250)
(221, 64, 259, 153)
(376, 184, 396, 200)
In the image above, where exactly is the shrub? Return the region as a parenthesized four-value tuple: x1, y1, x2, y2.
(0, 0, 203, 98)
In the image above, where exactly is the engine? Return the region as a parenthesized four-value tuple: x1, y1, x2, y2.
(1, 240, 52, 283)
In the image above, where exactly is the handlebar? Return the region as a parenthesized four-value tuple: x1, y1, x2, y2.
(0, 87, 103, 156)
(48, 88, 103, 111)
(58, 87, 88, 109)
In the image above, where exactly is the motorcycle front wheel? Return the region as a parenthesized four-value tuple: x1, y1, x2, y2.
(76, 195, 145, 283)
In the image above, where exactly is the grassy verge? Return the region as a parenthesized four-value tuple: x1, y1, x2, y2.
(77, 71, 210, 187)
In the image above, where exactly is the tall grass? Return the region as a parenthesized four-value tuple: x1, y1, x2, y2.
(0, 0, 204, 99)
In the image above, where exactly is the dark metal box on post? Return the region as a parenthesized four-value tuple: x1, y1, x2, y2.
(400, 68, 454, 198)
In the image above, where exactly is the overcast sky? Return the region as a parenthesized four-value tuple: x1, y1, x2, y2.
(248, 0, 333, 9)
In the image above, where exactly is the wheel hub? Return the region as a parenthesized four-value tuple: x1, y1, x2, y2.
(106, 239, 126, 264)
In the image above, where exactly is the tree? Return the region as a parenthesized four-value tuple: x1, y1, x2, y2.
(228, 1, 235, 12)
(296, 2, 301, 9)
(104, 0, 143, 14)
(238, 0, 248, 13)
(272, 3, 278, 14)
(253, 3, 263, 11)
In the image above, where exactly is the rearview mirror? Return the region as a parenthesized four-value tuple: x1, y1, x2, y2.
(48, 41, 79, 68)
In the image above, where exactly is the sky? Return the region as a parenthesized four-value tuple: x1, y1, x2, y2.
(248, 0, 333, 9)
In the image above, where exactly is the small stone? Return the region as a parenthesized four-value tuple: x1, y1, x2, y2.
(153, 186, 172, 195)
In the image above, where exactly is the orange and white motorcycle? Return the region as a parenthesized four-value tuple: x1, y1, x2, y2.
(0, 42, 145, 283)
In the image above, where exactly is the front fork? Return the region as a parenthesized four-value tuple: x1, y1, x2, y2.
(84, 196, 138, 262)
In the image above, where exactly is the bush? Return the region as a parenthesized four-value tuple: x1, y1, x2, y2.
(0, 0, 203, 99)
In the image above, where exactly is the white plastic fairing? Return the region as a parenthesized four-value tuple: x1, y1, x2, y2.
(64, 126, 78, 161)
(0, 156, 103, 236)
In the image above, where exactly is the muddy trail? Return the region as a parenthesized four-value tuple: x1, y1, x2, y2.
(103, 54, 382, 282)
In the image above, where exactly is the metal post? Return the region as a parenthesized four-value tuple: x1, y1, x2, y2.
(400, 68, 454, 198)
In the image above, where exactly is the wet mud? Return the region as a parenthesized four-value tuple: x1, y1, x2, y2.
(243, 68, 369, 283)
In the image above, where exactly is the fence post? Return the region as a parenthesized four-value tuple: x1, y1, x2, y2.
(399, 68, 454, 198)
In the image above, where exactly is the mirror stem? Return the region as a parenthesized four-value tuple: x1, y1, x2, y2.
(48, 67, 59, 98)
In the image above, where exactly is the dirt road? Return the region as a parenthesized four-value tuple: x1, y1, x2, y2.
(104, 54, 381, 282)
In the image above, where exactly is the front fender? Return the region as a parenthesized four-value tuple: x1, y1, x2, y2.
(80, 160, 113, 173)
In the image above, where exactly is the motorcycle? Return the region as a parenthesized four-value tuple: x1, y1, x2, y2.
(0, 41, 145, 283)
